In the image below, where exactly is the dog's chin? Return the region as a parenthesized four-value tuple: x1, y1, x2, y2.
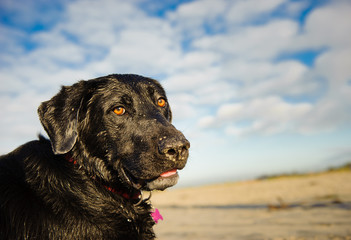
(145, 173, 179, 191)
(119, 166, 179, 191)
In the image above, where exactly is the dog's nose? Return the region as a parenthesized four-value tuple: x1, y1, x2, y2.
(159, 136, 190, 162)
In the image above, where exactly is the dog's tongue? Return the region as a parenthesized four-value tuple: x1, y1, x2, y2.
(160, 169, 177, 178)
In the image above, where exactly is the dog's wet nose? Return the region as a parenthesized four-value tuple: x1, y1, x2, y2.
(159, 136, 190, 162)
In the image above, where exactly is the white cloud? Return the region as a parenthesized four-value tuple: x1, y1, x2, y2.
(175, 51, 219, 71)
(193, 19, 299, 61)
(0, 0, 184, 87)
(217, 104, 244, 121)
(97, 28, 180, 75)
(0, 90, 44, 152)
(301, 1, 351, 48)
(189, 0, 351, 138)
(199, 96, 313, 136)
(167, 93, 198, 121)
(237, 60, 319, 98)
(226, 0, 286, 24)
(167, 0, 228, 38)
(0, 0, 67, 28)
(314, 47, 351, 86)
(61, 0, 140, 45)
(163, 66, 221, 92)
(0, 25, 27, 56)
(281, 0, 309, 17)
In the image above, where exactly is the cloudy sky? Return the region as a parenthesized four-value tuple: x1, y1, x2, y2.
(1, 0, 351, 186)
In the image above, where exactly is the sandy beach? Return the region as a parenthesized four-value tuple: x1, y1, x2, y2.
(151, 170, 351, 240)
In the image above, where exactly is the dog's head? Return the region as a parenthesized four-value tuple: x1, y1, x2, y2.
(38, 74, 190, 191)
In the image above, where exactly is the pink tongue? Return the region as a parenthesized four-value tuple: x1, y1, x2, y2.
(160, 169, 177, 178)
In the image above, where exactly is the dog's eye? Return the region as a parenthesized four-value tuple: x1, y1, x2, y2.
(113, 107, 126, 116)
(157, 98, 166, 108)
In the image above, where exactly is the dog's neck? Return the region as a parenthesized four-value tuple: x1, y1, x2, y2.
(64, 153, 142, 201)
(63, 152, 163, 225)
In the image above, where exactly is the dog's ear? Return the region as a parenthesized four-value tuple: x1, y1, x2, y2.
(38, 83, 84, 155)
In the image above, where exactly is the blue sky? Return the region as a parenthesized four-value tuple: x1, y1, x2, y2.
(1, 0, 351, 187)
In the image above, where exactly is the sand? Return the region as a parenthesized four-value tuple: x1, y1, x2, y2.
(151, 171, 351, 240)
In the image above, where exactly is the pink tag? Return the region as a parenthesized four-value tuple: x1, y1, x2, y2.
(151, 208, 163, 224)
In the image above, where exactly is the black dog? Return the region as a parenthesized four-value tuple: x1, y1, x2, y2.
(0, 74, 190, 240)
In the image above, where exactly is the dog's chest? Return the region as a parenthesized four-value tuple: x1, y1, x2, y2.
(47, 203, 156, 240)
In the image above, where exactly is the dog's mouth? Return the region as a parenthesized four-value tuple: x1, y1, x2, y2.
(120, 167, 180, 191)
(146, 169, 179, 191)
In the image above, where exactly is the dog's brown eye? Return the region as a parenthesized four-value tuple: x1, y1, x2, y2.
(157, 98, 166, 108)
(113, 107, 126, 116)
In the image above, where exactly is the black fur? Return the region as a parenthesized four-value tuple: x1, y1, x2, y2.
(0, 74, 190, 240)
